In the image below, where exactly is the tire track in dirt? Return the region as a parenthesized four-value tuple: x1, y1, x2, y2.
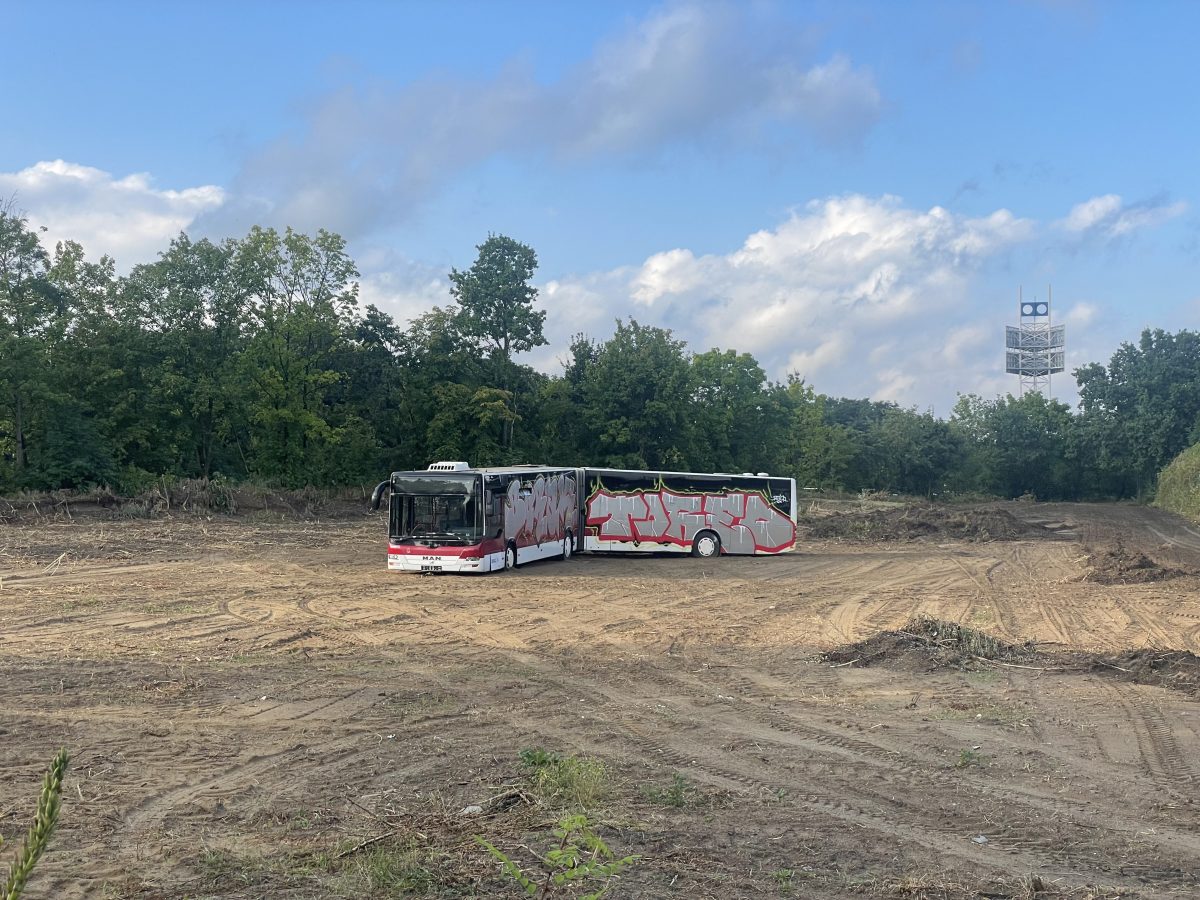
(1104, 682, 1197, 793)
(516, 647, 1200, 874)
(239, 685, 386, 723)
(120, 743, 311, 831)
(537, 708, 1091, 880)
(0, 610, 270, 652)
(0, 556, 206, 587)
(856, 591, 927, 633)
(628, 685, 1197, 882)
(692, 667, 1121, 821)
(510, 654, 1181, 865)
(1110, 593, 1194, 650)
(1148, 526, 1200, 553)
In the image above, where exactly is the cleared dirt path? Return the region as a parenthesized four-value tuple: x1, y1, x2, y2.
(2, 503, 1200, 897)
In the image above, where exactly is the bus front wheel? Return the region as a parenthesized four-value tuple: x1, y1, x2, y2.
(562, 531, 573, 561)
(504, 543, 518, 570)
(692, 531, 721, 559)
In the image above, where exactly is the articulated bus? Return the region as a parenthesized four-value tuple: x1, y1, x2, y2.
(370, 462, 796, 574)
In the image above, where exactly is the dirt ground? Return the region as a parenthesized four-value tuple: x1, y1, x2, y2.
(4, 501, 1200, 898)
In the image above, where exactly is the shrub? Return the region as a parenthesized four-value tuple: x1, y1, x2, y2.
(1156, 443, 1200, 520)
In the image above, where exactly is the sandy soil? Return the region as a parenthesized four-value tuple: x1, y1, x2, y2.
(3, 502, 1200, 898)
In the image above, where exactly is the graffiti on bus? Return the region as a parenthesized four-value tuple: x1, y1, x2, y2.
(504, 473, 578, 546)
(585, 486, 794, 553)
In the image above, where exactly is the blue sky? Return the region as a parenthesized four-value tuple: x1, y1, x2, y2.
(4, 0, 1198, 414)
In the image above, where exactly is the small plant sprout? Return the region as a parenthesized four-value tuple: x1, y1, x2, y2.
(773, 867, 795, 892)
(641, 773, 702, 808)
(955, 748, 986, 768)
(477, 814, 639, 899)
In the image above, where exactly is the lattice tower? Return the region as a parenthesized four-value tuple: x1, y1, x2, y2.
(1005, 287, 1065, 397)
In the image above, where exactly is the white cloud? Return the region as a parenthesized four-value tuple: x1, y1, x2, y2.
(631, 248, 701, 304)
(786, 332, 851, 379)
(200, 3, 883, 237)
(0, 160, 224, 268)
(1063, 301, 1097, 326)
(768, 54, 882, 147)
(874, 368, 918, 405)
(1059, 193, 1187, 240)
(942, 325, 988, 365)
(541, 194, 1037, 408)
(357, 268, 449, 328)
(1063, 194, 1122, 232)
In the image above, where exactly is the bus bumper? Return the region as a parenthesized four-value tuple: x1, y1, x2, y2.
(386, 549, 504, 574)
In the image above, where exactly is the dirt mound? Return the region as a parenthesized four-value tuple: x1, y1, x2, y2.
(805, 505, 1053, 543)
(1083, 544, 1185, 584)
(0, 481, 374, 524)
(1078, 648, 1200, 695)
(827, 618, 1200, 697)
(823, 617, 1037, 670)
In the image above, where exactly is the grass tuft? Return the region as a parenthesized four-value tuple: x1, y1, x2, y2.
(640, 772, 705, 808)
(520, 748, 609, 810)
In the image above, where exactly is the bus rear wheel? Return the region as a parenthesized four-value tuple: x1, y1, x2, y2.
(692, 531, 721, 559)
(504, 543, 518, 570)
(562, 531, 573, 561)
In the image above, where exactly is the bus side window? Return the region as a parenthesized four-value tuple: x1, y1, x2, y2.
(484, 490, 504, 536)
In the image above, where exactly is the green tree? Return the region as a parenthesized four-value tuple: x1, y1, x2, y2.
(336, 304, 413, 474)
(578, 319, 695, 469)
(876, 407, 963, 497)
(773, 381, 854, 490)
(689, 349, 774, 473)
(234, 226, 363, 486)
(396, 305, 491, 467)
(1075, 328, 1200, 495)
(450, 234, 545, 365)
(116, 233, 248, 481)
(950, 392, 1077, 499)
(820, 397, 899, 490)
(0, 205, 55, 483)
(448, 234, 545, 448)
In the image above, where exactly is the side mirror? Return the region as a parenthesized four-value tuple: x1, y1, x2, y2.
(369, 480, 390, 511)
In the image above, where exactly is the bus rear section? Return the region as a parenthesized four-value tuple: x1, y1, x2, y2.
(581, 468, 797, 557)
(375, 463, 580, 573)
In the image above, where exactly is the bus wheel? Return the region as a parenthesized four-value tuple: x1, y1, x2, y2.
(692, 531, 721, 559)
(504, 543, 518, 570)
(562, 532, 573, 561)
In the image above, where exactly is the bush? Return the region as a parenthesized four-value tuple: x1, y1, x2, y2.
(1156, 443, 1200, 520)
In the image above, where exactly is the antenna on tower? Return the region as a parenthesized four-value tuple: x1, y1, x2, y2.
(1004, 286, 1065, 397)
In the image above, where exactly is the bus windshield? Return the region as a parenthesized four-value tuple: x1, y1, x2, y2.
(389, 475, 483, 545)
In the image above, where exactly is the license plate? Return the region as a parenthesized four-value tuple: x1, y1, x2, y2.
(420, 565, 442, 572)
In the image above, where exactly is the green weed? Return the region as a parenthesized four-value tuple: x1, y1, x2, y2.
(955, 748, 986, 769)
(521, 748, 609, 810)
(332, 844, 435, 895)
(477, 813, 638, 899)
(640, 773, 703, 808)
(934, 700, 1028, 727)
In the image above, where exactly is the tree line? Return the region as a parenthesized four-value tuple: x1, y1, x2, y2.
(2, 208, 1197, 501)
